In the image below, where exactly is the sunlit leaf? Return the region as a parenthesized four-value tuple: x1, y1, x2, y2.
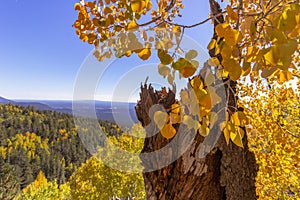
(207, 39, 217, 50)
(170, 104, 181, 124)
(131, 0, 146, 13)
(138, 48, 151, 60)
(224, 28, 242, 46)
(161, 122, 176, 139)
(127, 20, 138, 30)
(230, 127, 243, 148)
(222, 59, 242, 81)
(190, 76, 204, 89)
(232, 111, 248, 126)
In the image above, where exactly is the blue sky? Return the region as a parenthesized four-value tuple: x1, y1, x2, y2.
(0, 0, 227, 101)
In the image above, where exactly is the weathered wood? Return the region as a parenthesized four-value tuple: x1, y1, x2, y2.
(134, 1, 258, 199)
(135, 85, 257, 200)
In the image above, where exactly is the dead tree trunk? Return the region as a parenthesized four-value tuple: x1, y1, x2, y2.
(134, 1, 258, 199)
(135, 85, 257, 200)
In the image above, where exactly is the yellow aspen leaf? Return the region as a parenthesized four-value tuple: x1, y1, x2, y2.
(261, 66, 279, 78)
(277, 71, 293, 83)
(230, 127, 244, 148)
(190, 76, 204, 89)
(220, 43, 232, 59)
(267, 28, 287, 44)
(171, 103, 181, 114)
(215, 23, 229, 38)
(207, 39, 216, 50)
(106, 14, 115, 26)
(237, 127, 245, 138)
(195, 89, 212, 110)
(170, 104, 181, 124)
(215, 43, 221, 55)
(127, 20, 138, 30)
(74, 3, 82, 10)
(229, 68, 242, 81)
(263, 46, 279, 66)
(172, 58, 197, 78)
(172, 25, 181, 33)
(74, 21, 81, 28)
(131, 0, 146, 13)
(224, 28, 242, 46)
(198, 105, 210, 118)
(78, 12, 85, 20)
(154, 111, 168, 130)
(180, 65, 197, 78)
(138, 48, 151, 60)
(158, 64, 171, 77)
(220, 121, 230, 145)
(226, 5, 238, 21)
(232, 111, 248, 126)
(222, 59, 242, 81)
(242, 62, 251, 76)
(125, 51, 132, 57)
(105, 0, 110, 4)
(114, 25, 122, 32)
(278, 39, 297, 59)
(199, 123, 209, 137)
(160, 122, 176, 139)
(231, 46, 240, 58)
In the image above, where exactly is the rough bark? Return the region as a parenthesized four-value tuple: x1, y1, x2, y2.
(134, 0, 258, 199)
(135, 85, 257, 200)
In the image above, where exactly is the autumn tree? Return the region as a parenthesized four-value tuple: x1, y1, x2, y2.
(73, 0, 300, 199)
(69, 125, 145, 200)
(239, 81, 300, 199)
(15, 171, 71, 200)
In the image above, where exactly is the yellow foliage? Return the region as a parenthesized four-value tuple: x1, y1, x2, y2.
(69, 124, 146, 199)
(240, 81, 300, 199)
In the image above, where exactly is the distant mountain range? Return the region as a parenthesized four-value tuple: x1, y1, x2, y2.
(0, 96, 14, 104)
(0, 96, 138, 127)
